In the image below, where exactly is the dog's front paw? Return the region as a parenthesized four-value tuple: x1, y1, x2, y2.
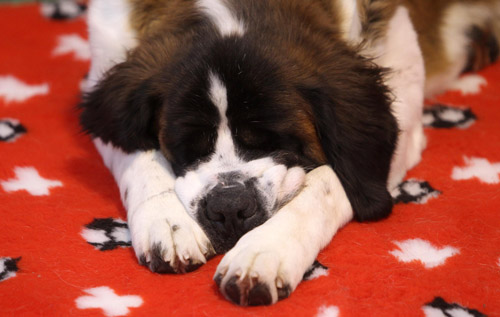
(129, 195, 215, 274)
(213, 226, 308, 305)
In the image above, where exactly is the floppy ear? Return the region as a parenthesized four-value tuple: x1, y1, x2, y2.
(79, 61, 162, 153)
(299, 65, 398, 222)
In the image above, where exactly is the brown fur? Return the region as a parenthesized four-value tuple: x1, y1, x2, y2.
(402, 0, 499, 79)
(322, 0, 499, 85)
(128, 0, 198, 38)
(357, 0, 399, 47)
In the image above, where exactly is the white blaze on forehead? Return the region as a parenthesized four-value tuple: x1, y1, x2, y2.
(209, 72, 228, 119)
(196, 0, 245, 36)
(208, 72, 237, 165)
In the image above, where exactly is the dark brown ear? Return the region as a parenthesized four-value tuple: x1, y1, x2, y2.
(298, 63, 398, 222)
(79, 61, 162, 153)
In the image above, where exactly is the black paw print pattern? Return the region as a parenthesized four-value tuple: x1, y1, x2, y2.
(423, 297, 486, 317)
(40, 0, 87, 20)
(0, 257, 21, 282)
(303, 261, 329, 281)
(423, 104, 477, 129)
(0, 119, 26, 142)
(82, 218, 131, 251)
(392, 179, 441, 204)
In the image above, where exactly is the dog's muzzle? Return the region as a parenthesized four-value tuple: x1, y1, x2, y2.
(196, 174, 269, 253)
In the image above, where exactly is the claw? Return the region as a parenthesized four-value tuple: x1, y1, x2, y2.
(276, 277, 283, 289)
(235, 268, 243, 278)
(214, 273, 223, 287)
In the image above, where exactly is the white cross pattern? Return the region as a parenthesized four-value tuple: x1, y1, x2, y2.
(390, 239, 459, 269)
(75, 286, 143, 316)
(449, 74, 487, 95)
(52, 34, 90, 60)
(317, 305, 340, 317)
(452, 156, 500, 184)
(0, 75, 49, 104)
(1, 167, 62, 196)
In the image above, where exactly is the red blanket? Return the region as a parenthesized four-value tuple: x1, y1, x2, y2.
(1, 4, 499, 316)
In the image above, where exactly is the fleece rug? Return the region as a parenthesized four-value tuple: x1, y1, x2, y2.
(1, 3, 499, 317)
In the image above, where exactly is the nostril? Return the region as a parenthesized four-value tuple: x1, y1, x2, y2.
(206, 207, 225, 223)
(237, 199, 257, 219)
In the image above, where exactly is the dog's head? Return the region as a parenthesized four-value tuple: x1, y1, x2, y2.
(81, 33, 397, 253)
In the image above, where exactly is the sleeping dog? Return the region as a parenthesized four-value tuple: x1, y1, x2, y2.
(80, 0, 499, 306)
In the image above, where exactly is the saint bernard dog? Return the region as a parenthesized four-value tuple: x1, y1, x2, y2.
(80, 0, 499, 306)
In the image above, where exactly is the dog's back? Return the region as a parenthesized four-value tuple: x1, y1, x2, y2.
(403, 0, 500, 96)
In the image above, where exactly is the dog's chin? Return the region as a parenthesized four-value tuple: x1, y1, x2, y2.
(195, 206, 271, 254)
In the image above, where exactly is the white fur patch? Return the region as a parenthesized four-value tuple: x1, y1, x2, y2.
(452, 156, 500, 184)
(87, 0, 137, 89)
(449, 74, 487, 95)
(390, 239, 459, 269)
(1, 167, 62, 196)
(75, 286, 143, 316)
(317, 305, 340, 317)
(371, 6, 426, 190)
(0, 75, 49, 104)
(196, 0, 245, 36)
(209, 72, 229, 115)
(208, 72, 235, 165)
(53, 34, 90, 60)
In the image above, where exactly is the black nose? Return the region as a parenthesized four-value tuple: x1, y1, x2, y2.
(205, 183, 257, 231)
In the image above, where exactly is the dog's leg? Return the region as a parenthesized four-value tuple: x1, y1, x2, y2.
(93, 139, 215, 273)
(86, 0, 214, 273)
(214, 165, 353, 305)
(370, 6, 427, 190)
